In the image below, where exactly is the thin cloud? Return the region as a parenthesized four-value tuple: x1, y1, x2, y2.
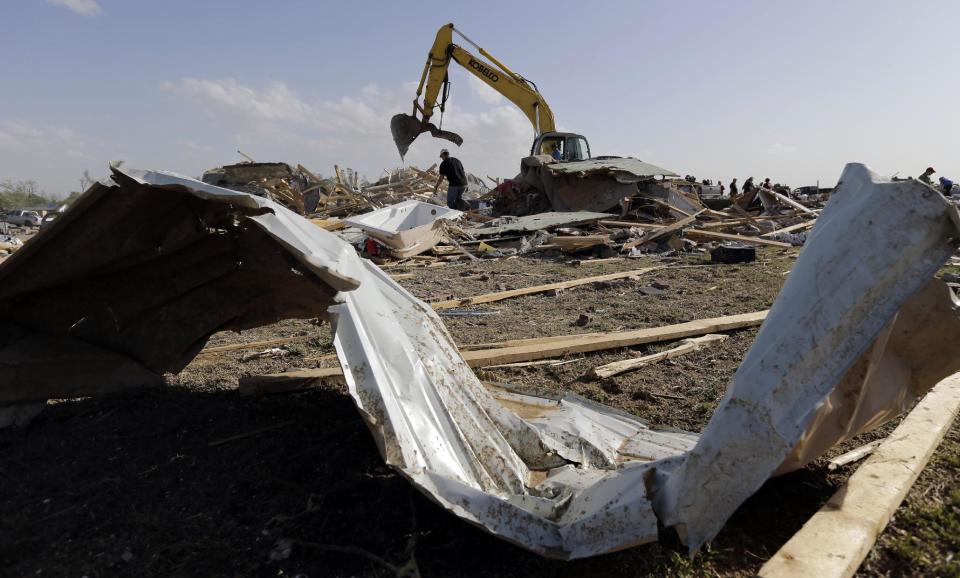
(47, 0, 102, 17)
(0, 119, 98, 194)
(771, 142, 798, 155)
(466, 74, 504, 105)
(162, 77, 531, 181)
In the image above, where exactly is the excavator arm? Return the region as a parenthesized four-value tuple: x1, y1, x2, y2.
(391, 23, 556, 158)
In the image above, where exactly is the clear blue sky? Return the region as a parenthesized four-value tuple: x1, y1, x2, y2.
(2, 0, 957, 195)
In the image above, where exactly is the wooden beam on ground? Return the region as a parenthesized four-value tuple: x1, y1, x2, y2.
(770, 190, 817, 215)
(623, 210, 705, 250)
(429, 266, 664, 310)
(642, 210, 705, 243)
(597, 220, 665, 230)
(760, 220, 817, 238)
(589, 334, 727, 379)
(827, 440, 883, 471)
(240, 367, 344, 396)
(730, 203, 759, 222)
(552, 235, 610, 251)
(685, 229, 792, 248)
(198, 334, 319, 356)
(239, 310, 768, 395)
(758, 372, 960, 578)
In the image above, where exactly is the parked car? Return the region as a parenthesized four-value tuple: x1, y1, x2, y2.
(4, 210, 41, 227)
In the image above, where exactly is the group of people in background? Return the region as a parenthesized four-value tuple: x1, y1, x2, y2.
(919, 167, 954, 196)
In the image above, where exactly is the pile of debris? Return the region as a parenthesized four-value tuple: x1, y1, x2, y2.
(344, 180, 821, 266)
(202, 160, 492, 221)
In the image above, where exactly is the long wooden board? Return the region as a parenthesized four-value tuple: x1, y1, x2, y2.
(758, 373, 960, 578)
(684, 229, 793, 248)
(760, 220, 816, 238)
(239, 310, 768, 395)
(589, 334, 727, 378)
(429, 266, 663, 310)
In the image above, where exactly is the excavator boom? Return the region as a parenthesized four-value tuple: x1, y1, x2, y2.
(391, 23, 555, 158)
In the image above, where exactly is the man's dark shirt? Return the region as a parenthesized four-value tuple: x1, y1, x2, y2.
(439, 157, 467, 187)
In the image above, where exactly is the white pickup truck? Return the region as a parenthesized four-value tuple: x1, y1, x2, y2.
(4, 210, 42, 227)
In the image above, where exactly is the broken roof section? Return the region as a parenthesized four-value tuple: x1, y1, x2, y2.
(3, 164, 959, 559)
(545, 157, 678, 178)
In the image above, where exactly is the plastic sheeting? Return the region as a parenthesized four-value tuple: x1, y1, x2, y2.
(8, 165, 959, 559)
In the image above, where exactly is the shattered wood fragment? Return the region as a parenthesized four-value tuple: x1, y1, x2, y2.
(197, 335, 318, 356)
(826, 440, 883, 470)
(241, 310, 769, 393)
(684, 229, 793, 248)
(429, 266, 665, 309)
(589, 334, 728, 379)
(624, 210, 705, 250)
(760, 219, 816, 238)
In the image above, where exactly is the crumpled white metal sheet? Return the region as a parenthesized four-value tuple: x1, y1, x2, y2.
(651, 164, 960, 551)
(123, 165, 960, 559)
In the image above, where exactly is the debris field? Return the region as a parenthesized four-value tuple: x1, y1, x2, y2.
(1, 159, 959, 578)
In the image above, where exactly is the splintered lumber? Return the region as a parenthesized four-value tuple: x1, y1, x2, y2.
(197, 335, 318, 356)
(770, 190, 817, 215)
(597, 220, 665, 230)
(760, 219, 816, 238)
(826, 440, 883, 471)
(552, 235, 610, 251)
(429, 266, 664, 310)
(239, 310, 768, 395)
(684, 229, 792, 248)
(758, 372, 960, 578)
(241, 367, 345, 396)
(625, 210, 706, 249)
(589, 334, 727, 379)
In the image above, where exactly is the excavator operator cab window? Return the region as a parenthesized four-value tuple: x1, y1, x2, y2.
(565, 137, 590, 162)
(539, 136, 590, 162)
(541, 139, 563, 160)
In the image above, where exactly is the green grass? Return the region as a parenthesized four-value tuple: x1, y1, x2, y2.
(888, 488, 960, 577)
(885, 444, 960, 577)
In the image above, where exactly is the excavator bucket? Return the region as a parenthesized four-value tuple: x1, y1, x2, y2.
(390, 113, 463, 159)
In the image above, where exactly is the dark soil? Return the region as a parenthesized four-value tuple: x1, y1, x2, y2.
(0, 246, 954, 577)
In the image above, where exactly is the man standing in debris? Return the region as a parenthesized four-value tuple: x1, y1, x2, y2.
(435, 149, 468, 209)
(919, 167, 936, 185)
(729, 178, 738, 198)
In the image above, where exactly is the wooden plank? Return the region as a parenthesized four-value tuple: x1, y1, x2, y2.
(552, 235, 610, 251)
(240, 310, 769, 394)
(647, 210, 704, 240)
(758, 372, 960, 578)
(240, 367, 344, 396)
(685, 229, 792, 248)
(760, 219, 816, 238)
(429, 266, 664, 310)
(197, 334, 318, 356)
(598, 220, 666, 230)
(589, 334, 727, 378)
(648, 197, 693, 217)
(827, 440, 883, 471)
(627, 210, 705, 249)
(770, 190, 817, 215)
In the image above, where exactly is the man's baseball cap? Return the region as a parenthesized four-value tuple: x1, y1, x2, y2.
(440, 149, 449, 156)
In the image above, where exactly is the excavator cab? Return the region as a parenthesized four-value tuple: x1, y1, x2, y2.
(533, 132, 591, 162)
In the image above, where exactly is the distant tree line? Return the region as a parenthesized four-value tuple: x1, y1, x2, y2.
(0, 180, 82, 211)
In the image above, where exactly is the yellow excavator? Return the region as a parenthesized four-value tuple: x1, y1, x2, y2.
(390, 23, 592, 163)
